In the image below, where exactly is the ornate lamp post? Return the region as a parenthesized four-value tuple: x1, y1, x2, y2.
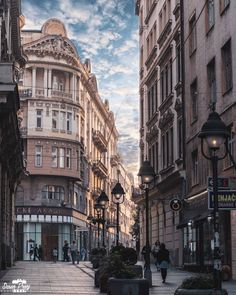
(97, 191, 109, 248)
(94, 202, 102, 248)
(138, 159, 156, 287)
(198, 111, 229, 290)
(111, 181, 125, 246)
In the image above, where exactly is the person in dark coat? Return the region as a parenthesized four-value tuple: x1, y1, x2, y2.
(157, 243, 170, 283)
(62, 240, 69, 262)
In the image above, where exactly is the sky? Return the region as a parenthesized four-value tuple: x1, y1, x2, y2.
(22, 0, 140, 179)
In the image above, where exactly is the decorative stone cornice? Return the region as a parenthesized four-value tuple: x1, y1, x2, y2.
(23, 35, 78, 66)
(159, 109, 174, 129)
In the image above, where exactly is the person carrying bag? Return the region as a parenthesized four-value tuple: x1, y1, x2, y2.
(156, 243, 170, 283)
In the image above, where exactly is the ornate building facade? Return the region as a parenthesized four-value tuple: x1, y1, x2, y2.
(16, 18, 134, 260)
(0, 0, 26, 269)
(135, 0, 184, 266)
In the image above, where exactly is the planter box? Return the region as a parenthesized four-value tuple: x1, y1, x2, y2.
(127, 265, 143, 278)
(108, 278, 149, 295)
(174, 288, 228, 295)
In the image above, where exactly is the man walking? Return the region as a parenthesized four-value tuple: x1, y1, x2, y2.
(70, 241, 78, 264)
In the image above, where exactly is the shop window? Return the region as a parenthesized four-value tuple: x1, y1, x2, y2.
(42, 185, 65, 200)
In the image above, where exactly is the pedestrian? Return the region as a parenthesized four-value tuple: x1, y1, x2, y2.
(70, 240, 78, 264)
(157, 243, 170, 283)
(80, 247, 86, 261)
(62, 240, 69, 262)
(38, 245, 43, 261)
(33, 244, 39, 261)
(52, 247, 58, 263)
(152, 240, 160, 270)
(29, 245, 34, 260)
(141, 245, 151, 270)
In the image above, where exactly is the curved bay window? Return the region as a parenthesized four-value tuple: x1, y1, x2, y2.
(42, 185, 65, 200)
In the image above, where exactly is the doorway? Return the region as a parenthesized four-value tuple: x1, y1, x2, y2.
(42, 224, 58, 261)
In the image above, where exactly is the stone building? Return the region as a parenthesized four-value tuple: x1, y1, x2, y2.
(135, 0, 184, 266)
(15, 18, 134, 260)
(182, 0, 236, 277)
(0, 0, 26, 269)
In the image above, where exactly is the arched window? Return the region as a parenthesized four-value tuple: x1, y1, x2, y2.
(42, 185, 65, 200)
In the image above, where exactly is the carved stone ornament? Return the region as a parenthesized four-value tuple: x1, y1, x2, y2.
(23, 36, 78, 66)
(174, 97, 182, 115)
(146, 125, 159, 143)
(159, 109, 174, 129)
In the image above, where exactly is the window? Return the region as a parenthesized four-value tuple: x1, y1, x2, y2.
(222, 39, 233, 93)
(67, 112, 72, 132)
(162, 128, 174, 169)
(160, 58, 172, 102)
(176, 44, 181, 83)
(59, 147, 65, 168)
(52, 110, 59, 129)
(147, 80, 157, 120)
(51, 146, 58, 167)
(36, 110, 43, 128)
(206, 0, 215, 32)
(189, 13, 197, 55)
(207, 58, 216, 104)
(225, 126, 235, 168)
(177, 119, 183, 159)
(60, 112, 66, 131)
(140, 98, 144, 128)
(35, 146, 42, 167)
(42, 185, 65, 200)
(190, 79, 198, 122)
(191, 149, 198, 185)
(66, 148, 71, 169)
(220, 0, 230, 14)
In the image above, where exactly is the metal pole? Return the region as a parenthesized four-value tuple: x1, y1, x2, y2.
(116, 203, 119, 246)
(102, 208, 105, 248)
(144, 187, 152, 286)
(212, 154, 222, 290)
(97, 216, 100, 248)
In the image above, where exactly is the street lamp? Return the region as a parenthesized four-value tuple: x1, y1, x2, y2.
(97, 191, 109, 248)
(198, 111, 229, 290)
(138, 159, 156, 287)
(111, 181, 125, 246)
(94, 202, 102, 248)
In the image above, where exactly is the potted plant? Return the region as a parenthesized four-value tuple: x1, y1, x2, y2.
(174, 275, 228, 295)
(90, 247, 106, 269)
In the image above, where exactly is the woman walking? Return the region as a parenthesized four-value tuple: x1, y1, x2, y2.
(157, 243, 170, 283)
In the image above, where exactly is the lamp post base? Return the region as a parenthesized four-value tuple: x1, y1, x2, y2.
(144, 268, 152, 287)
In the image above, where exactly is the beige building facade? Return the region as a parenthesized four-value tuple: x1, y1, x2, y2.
(16, 18, 134, 261)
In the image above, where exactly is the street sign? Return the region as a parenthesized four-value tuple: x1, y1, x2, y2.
(207, 177, 230, 189)
(170, 198, 182, 212)
(208, 190, 236, 210)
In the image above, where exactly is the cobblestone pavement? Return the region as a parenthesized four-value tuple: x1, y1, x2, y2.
(0, 261, 235, 295)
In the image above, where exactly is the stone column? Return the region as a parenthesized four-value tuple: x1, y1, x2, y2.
(74, 75, 77, 102)
(32, 67, 36, 97)
(44, 68, 48, 97)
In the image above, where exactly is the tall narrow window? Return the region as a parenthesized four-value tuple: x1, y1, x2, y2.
(36, 110, 43, 128)
(162, 134, 166, 169)
(51, 146, 58, 167)
(59, 148, 65, 168)
(206, 0, 215, 32)
(190, 79, 198, 122)
(67, 112, 72, 132)
(191, 149, 198, 185)
(140, 98, 144, 128)
(52, 110, 59, 129)
(220, 0, 230, 13)
(222, 39, 233, 93)
(60, 112, 66, 131)
(66, 148, 71, 169)
(177, 119, 183, 159)
(161, 71, 165, 102)
(207, 59, 216, 104)
(35, 146, 42, 167)
(176, 44, 181, 83)
(225, 126, 235, 168)
(189, 13, 197, 55)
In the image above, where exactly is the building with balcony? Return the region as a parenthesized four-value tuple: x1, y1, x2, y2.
(135, 0, 184, 266)
(16, 18, 134, 260)
(0, 0, 26, 269)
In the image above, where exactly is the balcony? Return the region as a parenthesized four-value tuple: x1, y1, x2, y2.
(92, 160, 108, 179)
(92, 130, 108, 152)
(51, 90, 73, 100)
(110, 154, 119, 167)
(157, 19, 172, 48)
(19, 88, 32, 98)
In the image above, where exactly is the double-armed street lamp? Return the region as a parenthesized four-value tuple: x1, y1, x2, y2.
(111, 181, 125, 246)
(198, 110, 230, 290)
(97, 191, 109, 248)
(138, 159, 156, 287)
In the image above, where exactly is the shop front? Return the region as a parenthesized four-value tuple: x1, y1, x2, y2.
(15, 206, 88, 261)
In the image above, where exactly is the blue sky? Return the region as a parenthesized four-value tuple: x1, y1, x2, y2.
(22, 0, 140, 178)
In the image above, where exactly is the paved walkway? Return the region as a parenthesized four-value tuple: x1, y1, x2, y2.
(0, 261, 235, 295)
